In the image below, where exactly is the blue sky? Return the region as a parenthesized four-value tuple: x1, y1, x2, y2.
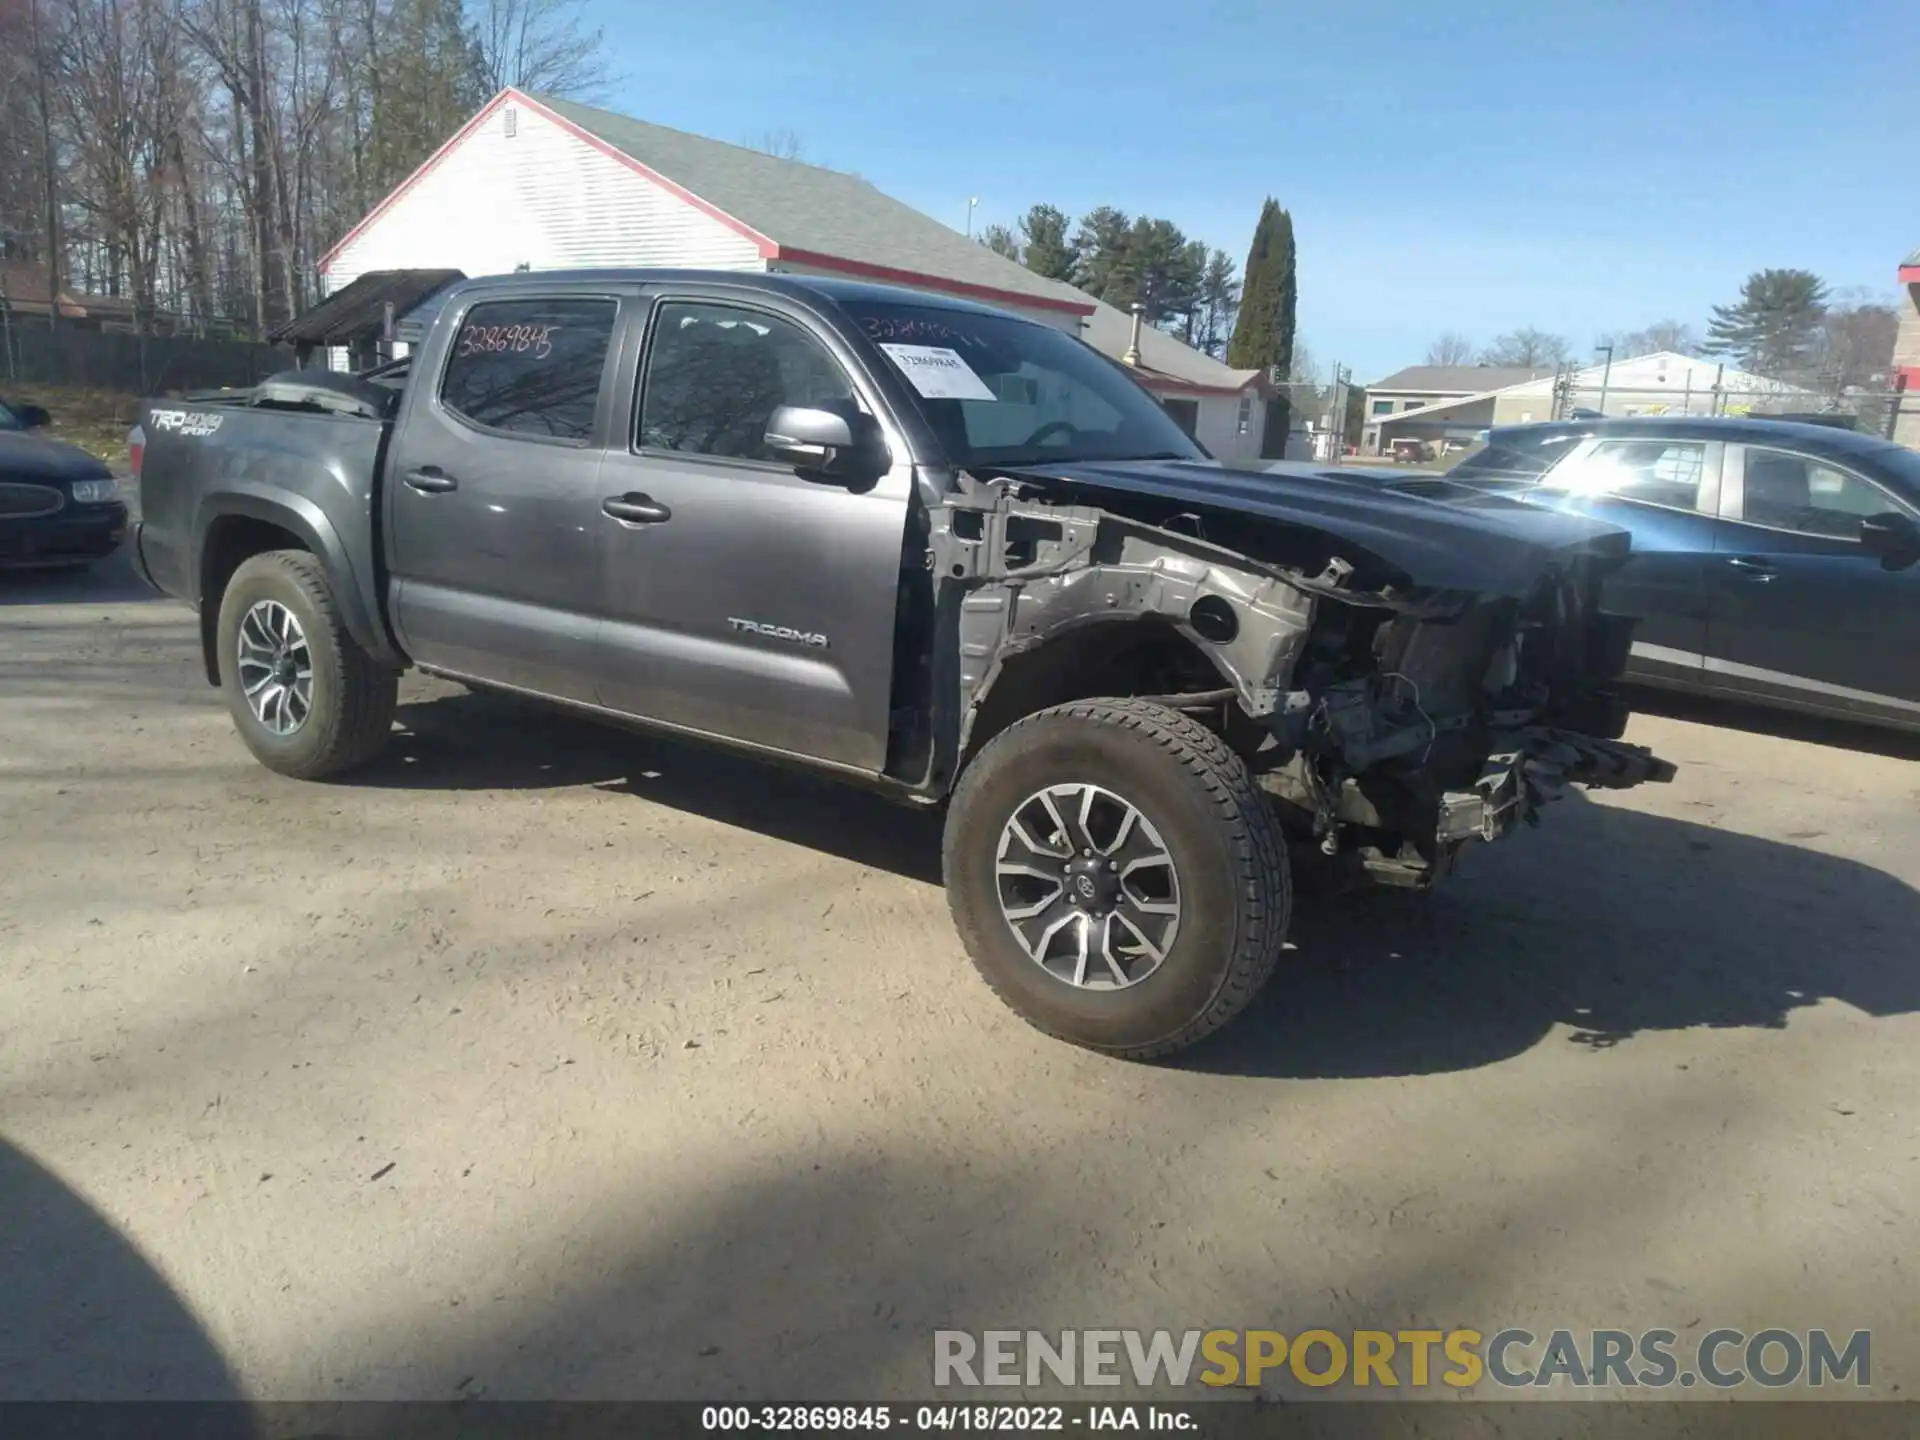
(580, 0, 1912, 380)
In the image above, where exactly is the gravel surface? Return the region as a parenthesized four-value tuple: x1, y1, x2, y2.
(4, 551, 1919, 1409)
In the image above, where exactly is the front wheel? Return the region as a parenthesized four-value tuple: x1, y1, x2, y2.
(943, 698, 1291, 1060)
(216, 550, 397, 779)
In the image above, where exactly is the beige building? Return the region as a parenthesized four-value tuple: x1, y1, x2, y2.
(1362, 352, 1821, 455)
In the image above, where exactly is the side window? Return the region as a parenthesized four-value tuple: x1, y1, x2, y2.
(638, 301, 855, 461)
(1545, 439, 1707, 511)
(439, 297, 618, 442)
(1739, 448, 1903, 541)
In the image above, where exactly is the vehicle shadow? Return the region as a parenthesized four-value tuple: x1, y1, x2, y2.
(365, 687, 946, 885)
(366, 690, 1920, 1079)
(1182, 784, 1920, 1079)
(1626, 682, 1920, 762)
(0, 1136, 252, 1412)
(0, 546, 159, 607)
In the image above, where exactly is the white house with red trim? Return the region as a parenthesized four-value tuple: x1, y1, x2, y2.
(317, 88, 1271, 463)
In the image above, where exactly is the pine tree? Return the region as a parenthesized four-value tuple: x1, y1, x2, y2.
(1703, 269, 1829, 379)
(1017, 204, 1074, 281)
(1228, 199, 1297, 458)
(1228, 198, 1295, 377)
(1068, 206, 1132, 301)
(1197, 249, 1240, 359)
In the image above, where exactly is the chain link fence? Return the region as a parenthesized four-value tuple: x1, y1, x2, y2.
(1551, 372, 1916, 444)
(0, 312, 290, 395)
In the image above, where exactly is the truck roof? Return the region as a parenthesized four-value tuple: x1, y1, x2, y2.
(443, 268, 1032, 322)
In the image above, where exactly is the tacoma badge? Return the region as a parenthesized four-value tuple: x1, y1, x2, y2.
(728, 617, 830, 649)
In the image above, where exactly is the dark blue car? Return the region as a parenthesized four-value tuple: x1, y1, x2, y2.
(1447, 416, 1920, 733)
(0, 395, 128, 569)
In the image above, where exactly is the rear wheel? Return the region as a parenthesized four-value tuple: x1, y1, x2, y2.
(216, 550, 397, 779)
(943, 698, 1291, 1059)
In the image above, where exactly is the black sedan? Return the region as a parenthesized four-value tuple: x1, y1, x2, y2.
(0, 396, 128, 569)
(1446, 416, 1920, 733)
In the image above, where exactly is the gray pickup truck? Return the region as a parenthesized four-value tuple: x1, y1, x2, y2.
(130, 269, 1671, 1058)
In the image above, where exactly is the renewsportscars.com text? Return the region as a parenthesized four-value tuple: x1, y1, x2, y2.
(933, 1327, 1871, 1391)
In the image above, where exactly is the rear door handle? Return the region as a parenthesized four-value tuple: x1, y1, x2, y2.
(403, 466, 458, 494)
(602, 493, 672, 525)
(1724, 556, 1777, 582)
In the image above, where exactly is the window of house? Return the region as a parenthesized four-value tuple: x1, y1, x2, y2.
(1161, 397, 1200, 437)
(638, 301, 856, 461)
(1738, 448, 1907, 541)
(1544, 439, 1708, 511)
(1370, 399, 1395, 415)
(439, 297, 617, 442)
(1237, 394, 1253, 435)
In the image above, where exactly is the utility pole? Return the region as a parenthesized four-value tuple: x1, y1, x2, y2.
(965, 197, 979, 238)
(1594, 343, 1615, 416)
(1328, 362, 1350, 457)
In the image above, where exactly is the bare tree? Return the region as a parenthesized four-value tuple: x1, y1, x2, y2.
(1816, 288, 1899, 392)
(749, 127, 806, 162)
(7, 0, 616, 342)
(976, 223, 1019, 261)
(470, 0, 610, 98)
(1424, 332, 1473, 366)
(1480, 327, 1570, 367)
(1601, 320, 1698, 359)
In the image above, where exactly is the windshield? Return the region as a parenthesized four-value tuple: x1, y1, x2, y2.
(840, 300, 1207, 469)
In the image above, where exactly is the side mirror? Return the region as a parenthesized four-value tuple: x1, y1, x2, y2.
(1860, 511, 1920, 561)
(764, 402, 889, 485)
(16, 404, 51, 430)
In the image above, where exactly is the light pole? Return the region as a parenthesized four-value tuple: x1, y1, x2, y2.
(1594, 343, 1615, 416)
(966, 197, 979, 237)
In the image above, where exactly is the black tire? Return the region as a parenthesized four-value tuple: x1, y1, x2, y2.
(215, 549, 397, 779)
(944, 698, 1291, 1060)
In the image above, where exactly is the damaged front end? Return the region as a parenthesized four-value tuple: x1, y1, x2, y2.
(934, 466, 1674, 891)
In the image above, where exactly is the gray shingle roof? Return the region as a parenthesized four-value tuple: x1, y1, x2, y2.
(1080, 299, 1261, 390)
(1367, 363, 1555, 393)
(1906, 245, 1920, 268)
(529, 93, 1093, 314)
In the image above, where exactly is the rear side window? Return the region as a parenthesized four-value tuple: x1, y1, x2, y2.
(440, 297, 617, 442)
(1450, 433, 1581, 483)
(1545, 439, 1708, 511)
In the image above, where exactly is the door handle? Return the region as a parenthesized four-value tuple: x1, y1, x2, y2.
(602, 493, 672, 525)
(403, 466, 458, 494)
(1724, 556, 1777, 582)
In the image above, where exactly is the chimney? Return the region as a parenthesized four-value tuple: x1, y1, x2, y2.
(1123, 302, 1144, 368)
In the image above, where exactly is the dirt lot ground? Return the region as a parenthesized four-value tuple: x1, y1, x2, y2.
(4, 550, 1920, 1413)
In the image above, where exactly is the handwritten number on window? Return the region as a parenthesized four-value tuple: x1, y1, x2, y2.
(457, 323, 559, 360)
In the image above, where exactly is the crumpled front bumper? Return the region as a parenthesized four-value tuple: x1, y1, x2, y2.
(1437, 729, 1677, 847)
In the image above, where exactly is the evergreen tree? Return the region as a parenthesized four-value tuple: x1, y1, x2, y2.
(1196, 249, 1240, 359)
(1703, 268, 1830, 379)
(1227, 198, 1295, 377)
(1228, 199, 1297, 458)
(1017, 204, 1074, 281)
(1068, 205, 1132, 300)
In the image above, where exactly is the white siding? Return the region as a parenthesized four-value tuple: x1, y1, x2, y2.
(323, 100, 763, 292)
(1193, 392, 1263, 465)
(767, 258, 1088, 334)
